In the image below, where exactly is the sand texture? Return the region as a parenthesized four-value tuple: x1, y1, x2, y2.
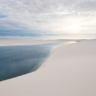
(0, 40, 96, 96)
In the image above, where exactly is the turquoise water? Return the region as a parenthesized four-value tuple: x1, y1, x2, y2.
(0, 42, 65, 81)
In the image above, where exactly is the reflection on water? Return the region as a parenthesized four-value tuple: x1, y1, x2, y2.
(0, 42, 65, 81)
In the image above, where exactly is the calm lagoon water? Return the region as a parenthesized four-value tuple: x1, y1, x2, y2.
(0, 42, 65, 81)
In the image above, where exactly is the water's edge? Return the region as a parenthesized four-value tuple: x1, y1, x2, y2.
(0, 41, 76, 82)
(30, 41, 76, 72)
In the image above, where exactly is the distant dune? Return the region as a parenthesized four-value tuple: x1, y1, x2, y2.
(0, 39, 77, 46)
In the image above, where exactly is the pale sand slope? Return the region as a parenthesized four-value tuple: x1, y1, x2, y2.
(0, 40, 69, 46)
(0, 40, 96, 96)
(0, 39, 78, 46)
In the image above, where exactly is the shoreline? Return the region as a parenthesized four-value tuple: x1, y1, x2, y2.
(39, 41, 76, 70)
(0, 41, 77, 81)
(0, 41, 70, 81)
(0, 40, 96, 96)
(32, 41, 71, 72)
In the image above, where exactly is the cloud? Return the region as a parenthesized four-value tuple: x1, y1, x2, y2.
(74, 1, 96, 12)
(0, 0, 96, 37)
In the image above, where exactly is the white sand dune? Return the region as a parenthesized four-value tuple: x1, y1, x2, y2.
(0, 40, 96, 96)
(0, 39, 79, 46)
(0, 40, 65, 46)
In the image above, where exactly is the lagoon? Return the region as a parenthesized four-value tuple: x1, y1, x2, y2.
(0, 42, 65, 81)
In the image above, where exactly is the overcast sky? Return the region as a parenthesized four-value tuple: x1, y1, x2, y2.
(0, 0, 96, 38)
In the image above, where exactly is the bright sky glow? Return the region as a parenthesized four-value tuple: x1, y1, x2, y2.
(66, 25, 82, 30)
(66, 24, 83, 34)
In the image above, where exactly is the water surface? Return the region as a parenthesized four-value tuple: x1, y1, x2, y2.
(0, 42, 65, 81)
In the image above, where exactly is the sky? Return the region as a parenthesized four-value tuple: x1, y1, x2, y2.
(0, 0, 96, 39)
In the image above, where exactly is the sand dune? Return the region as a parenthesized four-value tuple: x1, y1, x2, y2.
(0, 39, 80, 46)
(0, 40, 96, 96)
(0, 40, 66, 46)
